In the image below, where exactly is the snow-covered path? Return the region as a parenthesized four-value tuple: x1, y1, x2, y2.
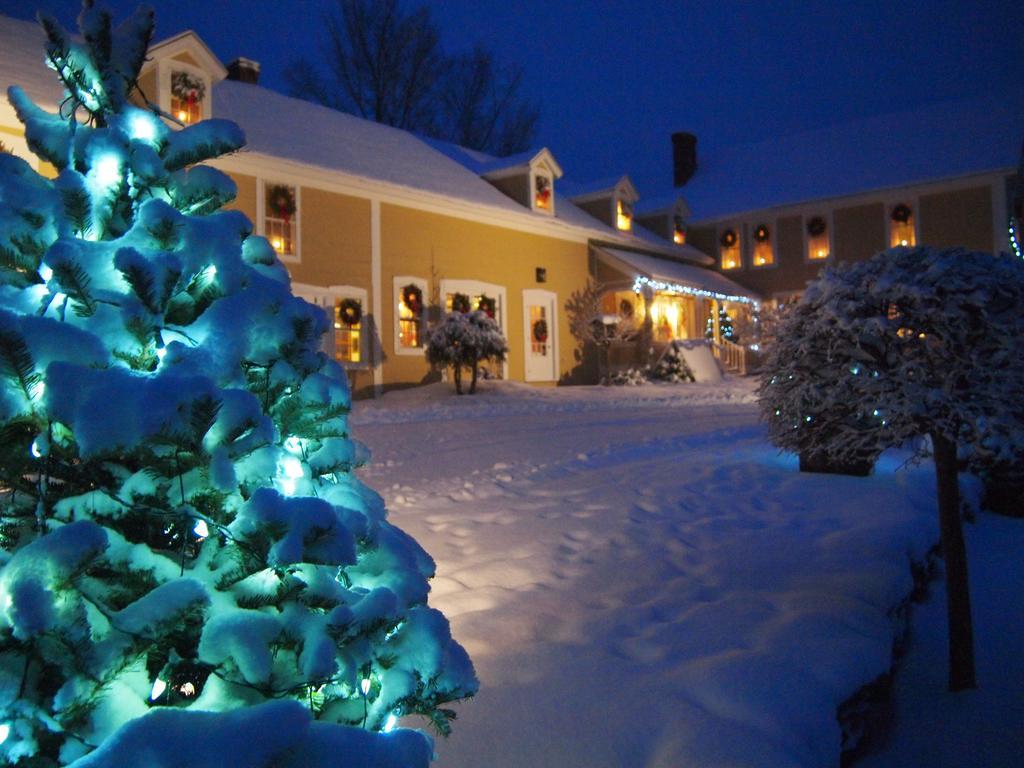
(352, 382, 938, 767)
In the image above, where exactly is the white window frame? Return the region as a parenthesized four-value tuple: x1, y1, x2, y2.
(439, 278, 509, 380)
(156, 59, 213, 125)
(257, 178, 301, 264)
(392, 275, 428, 356)
(750, 221, 777, 269)
(530, 168, 555, 216)
(803, 212, 834, 264)
(885, 198, 920, 248)
(292, 282, 369, 369)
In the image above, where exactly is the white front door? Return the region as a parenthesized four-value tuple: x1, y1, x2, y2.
(523, 289, 557, 382)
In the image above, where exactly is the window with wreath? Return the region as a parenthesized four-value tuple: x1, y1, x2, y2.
(616, 199, 633, 231)
(752, 223, 774, 266)
(170, 70, 206, 125)
(396, 282, 424, 349)
(806, 216, 830, 260)
(446, 292, 500, 323)
(334, 297, 362, 363)
(534, 174, 552, 212)
(719, 228, 741, 270)
(265, 183, 297, 257)
(890, 203, 915, 247)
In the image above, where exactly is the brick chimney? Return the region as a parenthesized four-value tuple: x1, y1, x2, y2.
(227, 57, 261, 85)
(672, 131, 697, 187)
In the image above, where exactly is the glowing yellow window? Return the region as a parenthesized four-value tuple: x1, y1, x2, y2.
(616, 199, 633, 231)
(397, 283, 423, 349)
(719, 228, 741, 270)
(807, 216, 830, 260)
(265, 184, 297, 256)
(534, 175, 552, 211)
(752, 224, 774, 266)
(334, 298, 362, 363)
(890, 204, 915, 247)
(170, 71, 205, 125)
(673, 215, 686, 244)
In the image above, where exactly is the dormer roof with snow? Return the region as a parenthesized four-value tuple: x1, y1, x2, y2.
(564, 175, 640, 232)
(138, 30, 227, 126)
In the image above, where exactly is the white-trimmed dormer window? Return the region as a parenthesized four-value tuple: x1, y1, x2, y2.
(534, 174, 553, 213)
(673, 214, 686, 244)
(616, 199, 633, 232)
(170, 69, 206, 125)
(259, 180, 300, 262)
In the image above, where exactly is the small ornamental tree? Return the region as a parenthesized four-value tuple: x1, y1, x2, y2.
(565, 281, 638, 382)
(425, 310, 507, 395)
(0, 5, 476, 766)
(705, 305, 736, 342)
(759, 246, 1024, 692)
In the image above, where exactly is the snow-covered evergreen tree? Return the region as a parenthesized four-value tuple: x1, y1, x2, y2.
(0, 5, 475, 765)
(425, 310, 507, 395)
(759, 246, 1024, 692)
(648, 342, 695, 384)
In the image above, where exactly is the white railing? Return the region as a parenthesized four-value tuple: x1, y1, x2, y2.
(712, 339, 747, 375)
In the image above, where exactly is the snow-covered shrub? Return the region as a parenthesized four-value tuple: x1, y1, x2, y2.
(0, 6, 475, 765)
(759, 246, 1024, 691)
(605, 367, 647, 386)
(648, 342, 696, 383)
(425, 310, 507, 395)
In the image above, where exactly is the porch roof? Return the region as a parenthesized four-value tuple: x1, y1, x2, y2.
(594, 246, 762, 305)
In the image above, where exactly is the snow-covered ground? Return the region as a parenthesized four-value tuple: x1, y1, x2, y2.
(350, 379, 953, 767)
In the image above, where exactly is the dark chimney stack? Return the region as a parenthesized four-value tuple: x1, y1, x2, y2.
(672, 131, 697, 187)
(227, 57, 261, 85)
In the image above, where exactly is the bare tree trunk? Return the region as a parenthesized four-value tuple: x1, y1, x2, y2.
(469, 354, 479, 394)
(453, 364, 462, 395)
(932, 431, 976, 692)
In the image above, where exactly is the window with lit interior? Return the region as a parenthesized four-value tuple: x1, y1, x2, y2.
(445, 292, 500, 324)
(170, 70, 205, 125)
(334, 297, 362, 363)
(264, 183, 297, 258)
(396, 280, 425, 351)
(616, 199, 633, 231)
(890, 203, 915, 247)
(806, 216, 829, 260)
(752, 224, 774, 266)
(673, 214, 686, 244)
(719, 228, 741, 270)
(534, 174, 552, 212)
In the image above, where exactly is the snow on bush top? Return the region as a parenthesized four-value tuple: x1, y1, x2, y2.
(759, 246, 1024, 469)
(0, 5, 475, 766)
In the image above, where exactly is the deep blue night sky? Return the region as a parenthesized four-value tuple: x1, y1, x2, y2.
(3, 0, 1022, 198)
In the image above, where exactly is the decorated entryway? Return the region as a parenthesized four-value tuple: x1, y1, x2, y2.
(522, 289, 558, 381)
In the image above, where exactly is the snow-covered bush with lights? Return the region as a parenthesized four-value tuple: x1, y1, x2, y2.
(648, 342, 695, 384)
(425, 310, 507, 395)
(759, 246, 1024, 691)
(0, 5, 476, 766)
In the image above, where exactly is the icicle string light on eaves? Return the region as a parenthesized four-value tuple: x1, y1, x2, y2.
(631, 275, 760, 307)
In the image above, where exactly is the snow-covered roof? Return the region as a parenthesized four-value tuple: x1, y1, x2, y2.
(682, 94, 1024, 223)
(594, 246, 760, 303)
(477, 147, 563, 180)
(562, 174, 639, 203)
(0, 12, 700, 261)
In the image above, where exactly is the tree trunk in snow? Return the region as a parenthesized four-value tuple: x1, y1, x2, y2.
(453, 363, 463, 395)
(469, 354, 479, 394)
(932, 431, 976, 692)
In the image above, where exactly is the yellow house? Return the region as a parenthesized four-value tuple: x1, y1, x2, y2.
(0, 15, 759, 395)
